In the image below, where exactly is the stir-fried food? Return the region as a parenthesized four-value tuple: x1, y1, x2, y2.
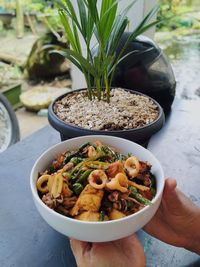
(37, 141, 156, 221)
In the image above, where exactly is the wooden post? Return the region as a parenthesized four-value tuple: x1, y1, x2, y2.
(16, 0, 24, 38)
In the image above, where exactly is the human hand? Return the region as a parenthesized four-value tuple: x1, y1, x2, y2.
(70, 234, 145, 267)
(144, 178, 200, 254)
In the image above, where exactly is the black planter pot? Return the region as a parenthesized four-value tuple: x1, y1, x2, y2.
(48, 88, 165, 147)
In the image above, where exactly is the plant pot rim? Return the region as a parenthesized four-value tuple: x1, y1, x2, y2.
(48, 87, 165, 134)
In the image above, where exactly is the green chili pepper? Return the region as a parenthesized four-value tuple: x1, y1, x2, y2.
(99, 211, 105, 221)
(73, 183, 83, 195)
(130, 186, 152, 206)
(77, 169, 92, 183)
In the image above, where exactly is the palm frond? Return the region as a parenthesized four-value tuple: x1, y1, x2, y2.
(57, 0, 161, 101)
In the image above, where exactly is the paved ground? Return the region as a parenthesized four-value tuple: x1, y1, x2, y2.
(0, 31, 71, 141)
(16, 107, 48, 140)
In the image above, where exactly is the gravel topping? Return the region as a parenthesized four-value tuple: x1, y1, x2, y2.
(54, 88, 159, 131)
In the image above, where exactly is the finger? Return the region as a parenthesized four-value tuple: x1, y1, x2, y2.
(70, 239, 89, 256)
(124, 234, 146, 267)
(163, 178, 177, 198)
(118, 234, 144, 253)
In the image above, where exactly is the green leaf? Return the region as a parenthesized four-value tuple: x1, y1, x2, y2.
(126, 5, 160, 45)
(87, 11, 94, 42)
(56, 0, 161, 102)
(64, 49, 96, 77)
(59, 10, 77, 51)
(87, 0, 99, 23)
(108, 50, 138, 75)
(77, 0, 87, 39)
(109, 4, 160, 86)
(72, 21, 82, 54)
(64, 0, 81, 30)
(100, 0, 118, 44)
(106, 0, 139, 56)
(107, 15, 129, 56)
(49, 49, 83, 72)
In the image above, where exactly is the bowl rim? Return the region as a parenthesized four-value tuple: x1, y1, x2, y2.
(48, 88, 165, 134)
(30, 135, 165, 225)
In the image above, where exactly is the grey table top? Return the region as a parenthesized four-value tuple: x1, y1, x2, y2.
(0, 98, 200, 267)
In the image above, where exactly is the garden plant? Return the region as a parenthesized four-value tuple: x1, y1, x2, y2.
(56, 0, 160, 102)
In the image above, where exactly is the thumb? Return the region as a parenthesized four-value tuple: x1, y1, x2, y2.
(70, 239, 91, 257)
(70, 239, 84, 256)
(163, 178, 177, 199)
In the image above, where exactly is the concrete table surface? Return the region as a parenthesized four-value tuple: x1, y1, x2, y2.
(0, 98, 200, 267)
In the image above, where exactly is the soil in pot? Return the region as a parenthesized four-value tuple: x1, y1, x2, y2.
(48, 88, 164, 147)
(53, 88, 159, 131)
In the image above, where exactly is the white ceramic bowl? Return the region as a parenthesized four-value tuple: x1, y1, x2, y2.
(30, 135, 165, 242)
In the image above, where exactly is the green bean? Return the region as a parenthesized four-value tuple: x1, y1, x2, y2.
(70, 157, 83, 165)
(99, 211, 105, 221)
(150, 174, 156, 187)
(68, 168, 85, 182)
(77, 169, 92, 183)
(47, 164, 55, 174)
(101, 145, 116, 158)
(97, 155, 110, 162)
(114, 152, 127, 161)
(64, 152, 79, 164)
(129, 186, 152, 206)
(150, 187, 156, 197)
(73, 183, 83, 195)
(62, 172, 71, 178)
(78, 142, 93, 152)
(64, 143, 92, 164)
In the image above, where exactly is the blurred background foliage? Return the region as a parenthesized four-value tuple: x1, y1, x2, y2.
(157, 0, 200, 32)
(0, 0, 199, 85)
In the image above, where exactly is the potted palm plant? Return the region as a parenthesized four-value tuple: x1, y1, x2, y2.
(48, 0, 165, 146)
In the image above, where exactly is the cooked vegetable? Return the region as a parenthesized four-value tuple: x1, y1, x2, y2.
(37, 141, 156, 221)
(129, 186, 152, 206)
(99, 211, 105, 221)
(73, 183, 83, 195)
(77, 169, 92, 183)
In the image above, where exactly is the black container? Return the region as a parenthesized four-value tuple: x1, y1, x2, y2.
(48, 88, 165, 147)
(112, 34, 176, 114)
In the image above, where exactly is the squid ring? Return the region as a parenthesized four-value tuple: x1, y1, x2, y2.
(88, 170, 107, 189)
(106, 173, 128, 193)
(124, 156, 140, 178)
(36, 174, 51, 193)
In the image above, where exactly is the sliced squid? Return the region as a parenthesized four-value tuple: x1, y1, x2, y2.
(106, 173, 128, 193)
(37, 174, 51, 193)
(124, 156, 140, 178)
(88, 170, 107, 189)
